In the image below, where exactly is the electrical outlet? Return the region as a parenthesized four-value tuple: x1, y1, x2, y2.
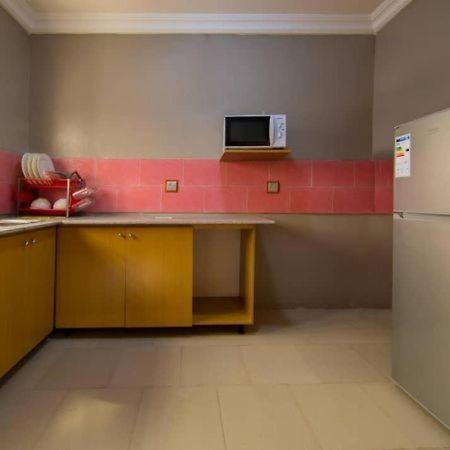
(165, 180, 179, 193)
(267, 181, 280, 194)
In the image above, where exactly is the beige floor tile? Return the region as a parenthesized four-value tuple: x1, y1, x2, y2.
(241, 345, 319, 384)
(350, 342, 392, 378)
(37, 347, 121, 389)
(35, 388, 141, 450)
(218, 385, 321, 450)
(362, 383, 450, 448)
(110, 346, 181, 387)
(296, 343, 388, 383)
(130, 386, 225, 450)
(292, 383, 413, 450)
(181, 346, 250, 386)
(0, 389, 65, 450)
(295, 322, 391, 344)
(2, 341, 65, 391)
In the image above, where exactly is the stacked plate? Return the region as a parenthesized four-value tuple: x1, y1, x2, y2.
(21, 153, 55, 179)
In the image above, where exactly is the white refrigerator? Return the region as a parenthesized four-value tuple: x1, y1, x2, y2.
(393, 108, 450, 428)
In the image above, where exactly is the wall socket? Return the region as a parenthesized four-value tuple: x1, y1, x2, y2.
(267, 181, 280, 194)
(165, 180, 179, 192)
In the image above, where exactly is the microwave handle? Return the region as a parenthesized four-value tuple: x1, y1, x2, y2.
(269, 116, 275, 146)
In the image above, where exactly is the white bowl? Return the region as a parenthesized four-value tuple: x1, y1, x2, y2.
(53, 198, 68, 210)
(30, 198, 52, 209)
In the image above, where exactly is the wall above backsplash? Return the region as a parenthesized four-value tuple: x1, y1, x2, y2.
(52, 157, 393, 214)
(30, 34, 374, 161)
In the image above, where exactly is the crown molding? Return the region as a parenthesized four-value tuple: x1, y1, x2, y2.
(371, 0, 413, 32)
(0, 0, 412, 35)
(0, 0, 35, 31)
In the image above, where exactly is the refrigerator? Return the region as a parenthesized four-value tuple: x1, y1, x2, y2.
(393, 107, 450, 429)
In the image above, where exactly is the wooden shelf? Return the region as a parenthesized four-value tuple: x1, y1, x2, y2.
(220, 148, 291, 162)
(193, 297, 253, 325)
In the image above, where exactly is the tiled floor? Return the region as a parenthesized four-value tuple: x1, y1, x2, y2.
(1, 308, 449, 450)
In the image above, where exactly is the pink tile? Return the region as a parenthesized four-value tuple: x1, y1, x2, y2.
(117, 186, 161, 213)
(90, 186, 118, 213)
(226, 162, 269, 186)
(333, 187, 375, 214)
(312, 161, 355, 187)
(269, 160, 312, 187)
(161, 186, 204, 212)
(375, 159, 394, 187)
(97, 159, 140, 187)
(0, 183, 15, 214)
(0, 151, 20, 185)
(355, 161, 375, 187)
(140, 159, 183, 186)
(204, 187, 247, 213)
(53, 157, 98, 186)
(290, 187, 334, 213)
(247, 187, 290, 213)
(183, 160, 227, 186)
(375, 186, 393, 214)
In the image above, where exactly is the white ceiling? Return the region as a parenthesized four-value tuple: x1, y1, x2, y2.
(0, 0, 413, 34)
(27, 0, 384, 15)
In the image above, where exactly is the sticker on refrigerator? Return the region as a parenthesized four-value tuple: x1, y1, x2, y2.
(395, 133, 411, 178)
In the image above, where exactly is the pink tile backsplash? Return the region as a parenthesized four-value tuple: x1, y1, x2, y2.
(0, 150, 20, 214)
(0, 151, 394, 215)
(140, 159, 183, 186)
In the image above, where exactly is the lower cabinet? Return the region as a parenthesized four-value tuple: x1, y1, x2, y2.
(0, 228, 55, 378)
(56, 226, 193, 328)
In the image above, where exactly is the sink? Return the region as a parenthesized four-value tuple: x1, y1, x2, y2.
(0, 219, 41, 226)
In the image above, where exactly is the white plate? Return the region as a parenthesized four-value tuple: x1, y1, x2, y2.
(36, 154, 55, 179)
(28, 154, 40, 179)
(21, 153, 31, 178)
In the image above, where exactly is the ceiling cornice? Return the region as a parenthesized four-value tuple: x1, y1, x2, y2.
(0, 0, 412, 35)
(371, 0, 413, 32)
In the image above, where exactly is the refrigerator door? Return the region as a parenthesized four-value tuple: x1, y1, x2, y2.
(393, 213, 450, 428)
(395, 108, 450, 215)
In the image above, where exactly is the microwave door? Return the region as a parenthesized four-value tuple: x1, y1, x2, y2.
(269, 116, 275, 147)
(224, 116, 271, 148)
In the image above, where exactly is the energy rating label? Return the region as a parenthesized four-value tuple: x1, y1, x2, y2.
(395, 133, 411, 178)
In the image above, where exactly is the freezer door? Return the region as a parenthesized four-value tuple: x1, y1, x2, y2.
(395, 108, 450, 214)
(393, 214, 450, 427)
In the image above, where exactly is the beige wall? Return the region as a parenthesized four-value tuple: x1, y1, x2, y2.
(0, 6, 30, 153)
(372, 0, 450, 159)
(30, 34, 375, 160)
(255, 214, 392, 309)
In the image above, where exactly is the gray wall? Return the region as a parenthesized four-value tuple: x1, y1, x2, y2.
(30, 34, 375, 160)
(373, 0, 450, 159)
(256, 214, 392, 309)
(0, 6, 30, 153)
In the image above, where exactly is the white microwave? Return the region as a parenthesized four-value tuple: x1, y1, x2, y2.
(224, 114, 287, 149)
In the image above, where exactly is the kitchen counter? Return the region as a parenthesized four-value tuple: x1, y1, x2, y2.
(0, 213, 274, 236)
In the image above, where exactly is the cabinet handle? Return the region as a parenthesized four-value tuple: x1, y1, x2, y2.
(127, 233, 137, 240)
(24, 240, 30, 246)
(31, 239, 37, 245)
(117, 233, 126, 239)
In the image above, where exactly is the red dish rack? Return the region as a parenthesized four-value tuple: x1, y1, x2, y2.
(17, 172, 86, 218)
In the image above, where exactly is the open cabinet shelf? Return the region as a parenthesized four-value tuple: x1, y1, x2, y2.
(192, 225, 255, 326)
(193, 297, 252, 325)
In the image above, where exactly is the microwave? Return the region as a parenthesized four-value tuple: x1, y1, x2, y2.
(224, 114, 287, 149)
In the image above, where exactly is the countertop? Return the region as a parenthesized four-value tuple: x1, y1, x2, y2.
(0, 213, 275, 237)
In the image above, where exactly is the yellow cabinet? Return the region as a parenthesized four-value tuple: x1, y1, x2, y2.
(125, 227, 193, 327)
(0, 229, 55, 378)
(56, 227, 126, 328)
(56, 226, 193, 328)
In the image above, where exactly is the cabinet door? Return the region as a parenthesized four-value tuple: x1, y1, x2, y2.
(56, 227, 126, 328)
(23, 228, 56, 350)
(0, 234, 25, 377)
(125, 227, 193, 327)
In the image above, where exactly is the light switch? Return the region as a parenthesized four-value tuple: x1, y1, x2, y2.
(267, 181, 280, 194)
(165, 180, 179, 193)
